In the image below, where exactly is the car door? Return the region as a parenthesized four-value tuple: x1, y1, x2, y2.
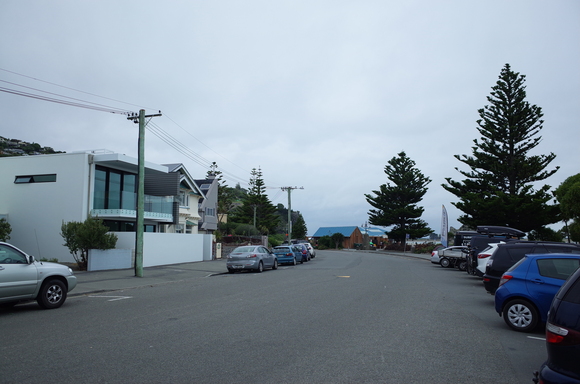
(0, 244, 39, 301)
(527, 257, 580, 316)
(260, 247, 273, 268)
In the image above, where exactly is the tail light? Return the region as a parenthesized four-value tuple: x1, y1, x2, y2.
(499, 274, 512, 287)
(546, 322, 580, 345)
(286, 252, 293, 256)
(248, 254, 257, 258)
(478, 253, 491, 259)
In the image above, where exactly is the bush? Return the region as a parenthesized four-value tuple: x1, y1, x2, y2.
(0, 218, 11, 242)
(412, 242, 439, 254)
(61, 217, 117, 270)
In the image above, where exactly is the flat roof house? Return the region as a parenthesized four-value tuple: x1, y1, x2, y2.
(0, 150, 213, 267)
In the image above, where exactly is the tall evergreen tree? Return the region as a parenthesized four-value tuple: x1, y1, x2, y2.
(207, 162, 235, 224)
(232, 167, 279, 234)
(365, 151, 433, 242)
(291, 213, 308, 240)
(442, 64, 560, 232)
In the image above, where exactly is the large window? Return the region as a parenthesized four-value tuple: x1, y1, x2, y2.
(94, 166, 137, 210)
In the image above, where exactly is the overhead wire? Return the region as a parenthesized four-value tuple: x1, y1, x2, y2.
(0, 68, 284, 192)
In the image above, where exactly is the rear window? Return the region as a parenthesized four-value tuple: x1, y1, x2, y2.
(274, 246, 291, 251)
(233, 246, 255, 253)
(537, 258, 580, 280)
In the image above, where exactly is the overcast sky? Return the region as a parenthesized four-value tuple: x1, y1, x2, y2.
(1, 0, 578, 236)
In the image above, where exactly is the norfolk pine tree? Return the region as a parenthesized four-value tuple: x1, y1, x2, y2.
(365, 151, 433, 243)
(443, 64, 560, 232)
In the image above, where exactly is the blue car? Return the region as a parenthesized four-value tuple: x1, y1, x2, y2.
(272, 245, 299, 265)
(494, 253, 580, 332)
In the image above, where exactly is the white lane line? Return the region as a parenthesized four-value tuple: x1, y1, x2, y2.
(88, 295, 133, 302)
(527, 336, 546, 341)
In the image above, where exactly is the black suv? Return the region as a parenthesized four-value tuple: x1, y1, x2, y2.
(483, 241, 580, 293)
(462, 226, 526, 276)
(537, 265, 580, 383)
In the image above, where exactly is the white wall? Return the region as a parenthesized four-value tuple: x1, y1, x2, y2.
(0, 152, 91, 262)
(114, 232, 212, 267)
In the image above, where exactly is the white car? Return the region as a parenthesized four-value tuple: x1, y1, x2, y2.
(430, 245, 445, 264)
(438, 246, 469, 269)
(0, 242, 77, 309)
(476, 242, 504, 276)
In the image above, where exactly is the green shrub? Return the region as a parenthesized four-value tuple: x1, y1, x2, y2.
(61, 217, 117, 271)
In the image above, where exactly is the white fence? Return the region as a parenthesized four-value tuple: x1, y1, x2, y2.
(113, 232, 214, 268)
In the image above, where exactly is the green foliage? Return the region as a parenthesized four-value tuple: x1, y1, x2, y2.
(39, 257, 59, 262)
(268, 234, 285, 247)
(317, 235, 332, 249)
(412, 242, 439, 254)
(0, 218, 11, 242)
(231, 168, 279, 234)
(234, 224, 260, 236)
(554, 173, 580, 221)
(366, 151, 433, 242)
(528, 227, 564, 242)
(443, 64, 559, 232)
(331, 232, 345, 249)
(569, 220, 580, 243)
(292, 213, 308, 240)
(60, 217, 118, 270)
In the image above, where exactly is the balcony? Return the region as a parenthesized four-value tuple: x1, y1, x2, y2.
(92, 193, 174, 222)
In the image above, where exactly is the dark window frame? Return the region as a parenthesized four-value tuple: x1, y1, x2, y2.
(14, 174, 57, 184)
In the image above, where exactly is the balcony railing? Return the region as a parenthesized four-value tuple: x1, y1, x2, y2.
(92, 193, 174, 222)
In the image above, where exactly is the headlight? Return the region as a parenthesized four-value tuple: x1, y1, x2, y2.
(68, 268, 74, 274)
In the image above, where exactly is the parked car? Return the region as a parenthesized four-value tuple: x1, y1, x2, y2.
(272, 245, 299, 265)
(465, 226, 525, 275)
(226, 245, 278, 273)
(483, 241, 580, 294)
(476, 242, 503, 277)
(0, 242, 77, 309)
(430, 245, 445, 264)
(536, 264, 580, 383)
(494, 253, 580, 332)
(438, 246, 469, 270)
(293, 243, 311, 263)
(291, 239, 316, 258)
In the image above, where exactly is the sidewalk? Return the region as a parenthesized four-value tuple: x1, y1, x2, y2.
(69, 258, 229, 297)
(69, 250, 430, 297)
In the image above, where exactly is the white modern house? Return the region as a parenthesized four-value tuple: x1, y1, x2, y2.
(0, 150, 215, 269)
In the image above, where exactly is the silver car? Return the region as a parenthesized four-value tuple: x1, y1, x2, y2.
(0, 242, 77, 309)
(226, 245, 278, 273)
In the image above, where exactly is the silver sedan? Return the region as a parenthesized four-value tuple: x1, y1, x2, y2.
(226, 245, 278, 273)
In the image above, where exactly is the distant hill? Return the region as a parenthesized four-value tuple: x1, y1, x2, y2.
(0, 136, 64, 157)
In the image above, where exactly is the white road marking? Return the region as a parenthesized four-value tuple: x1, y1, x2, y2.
(526, 336, 546, 341)
(88, 295, 133, 302)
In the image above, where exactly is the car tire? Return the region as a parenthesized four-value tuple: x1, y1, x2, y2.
(503, 299, 539, 332)
(458, 260, 467, 271)
(257, 261, 263, 273)
(228, 268, 235, 274)
(272, 259, 278, 270)
(292, 258, 297, 266)
(36, 279, 67, 309)
(440, 258, 450, 268)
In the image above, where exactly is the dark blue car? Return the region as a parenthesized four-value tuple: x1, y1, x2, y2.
(537, 265, 580, 383)
(494, 253, 580, 332)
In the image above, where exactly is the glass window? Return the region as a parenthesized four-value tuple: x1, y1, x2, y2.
(537, 258, 580, 280)
(0, 244, 27, 264)
(122, 174, 136, 210)
(94, 169, 107, 209)
(14, 174, 56, 183)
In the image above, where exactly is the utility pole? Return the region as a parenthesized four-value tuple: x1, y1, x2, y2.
(127, 109, 162, 277)
(281, 186, 303, 242)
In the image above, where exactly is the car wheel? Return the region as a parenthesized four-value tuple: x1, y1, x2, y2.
(257, 261, 263, 273)
(272, 259, 278, 270)
(227, 268, 235, 274)
(458, 261, 467, 271)
(440, 258, 450, 268)
(37, 279, 67, 309)
(503, 299, 539, 332)
(292, 257, 297, 266)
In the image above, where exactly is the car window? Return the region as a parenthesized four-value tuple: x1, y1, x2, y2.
(0, 244, 28, 264)
(505, 246, 533, 263)
(537, 258, 580, 280)
(545, 245, 580, 254)
(234, 246, 255, 253)
(559, 271, 580, 304)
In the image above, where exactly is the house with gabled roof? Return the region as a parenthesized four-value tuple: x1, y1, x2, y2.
(163, 163, 203, 234)
(312, 225, 388, 249)
(194, 176, 218, 234)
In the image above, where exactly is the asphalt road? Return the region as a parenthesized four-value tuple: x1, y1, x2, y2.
(0, 250, 545, 383)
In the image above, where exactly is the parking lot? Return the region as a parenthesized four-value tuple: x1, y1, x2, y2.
(1, 249, 545, 383)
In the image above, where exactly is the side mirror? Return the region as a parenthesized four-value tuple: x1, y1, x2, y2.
(28, 255, 35, 264)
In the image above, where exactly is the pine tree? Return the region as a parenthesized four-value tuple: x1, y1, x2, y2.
(365, 151, 432, 242)
(232, 168, 279, 234)
(443, 64, 560, 232)
(291, 213, 308, 240)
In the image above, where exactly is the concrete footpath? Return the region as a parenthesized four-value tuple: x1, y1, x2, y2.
(69, 250, 431, 297)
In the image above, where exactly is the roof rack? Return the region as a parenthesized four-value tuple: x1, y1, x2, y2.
(476, 225, 525, 238)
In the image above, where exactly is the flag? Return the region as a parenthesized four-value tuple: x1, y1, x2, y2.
(441, 205, 448, 247)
